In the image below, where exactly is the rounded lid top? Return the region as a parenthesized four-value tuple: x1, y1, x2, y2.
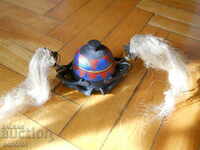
(79, 40, 112, 59)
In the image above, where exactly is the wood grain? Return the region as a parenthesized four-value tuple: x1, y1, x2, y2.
(0, 1, 60, 34)
(0, 39, 58, 87)
(191, 0, 200, 3)
(152, 100, 200, 150)
(0, 65, 24, 96)
(25, 96, 80, 135)
(48, 0, 114, 42)
(168, 33, 200, 62)
(149, 15, 200, 41)
(100, 25, 169, 150)
(58, 8, 152, 65)
(4, 0, 62, 14)
(155, 0, 200, 16)
(0, 17, 64, 51)
(137, 24, 169, 38)
(46, 0, 90, 21)
(155, 27, 169, 38)
(60, 59, 147, 150)
(0, 114, 79, 150)
(138, 0, 200, 28)
(0, 41, 32, 76)
(101, 69, 168, 150)
(103, 8, 153, 57)
(0, 0, 16, 13)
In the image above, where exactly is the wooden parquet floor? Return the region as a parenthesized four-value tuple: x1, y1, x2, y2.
(0, 0, 200, 149)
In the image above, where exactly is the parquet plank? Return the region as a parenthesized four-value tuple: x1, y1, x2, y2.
(191, 0, 200, 3)
(155, 0, 200, 16)
(58, 0, 142, 62)
(4, 0, 62, 14)
(0, 0, 15, 13)
(0, 40, 58, 88)
(0, 41, 32, 76)
(25, 96, 80, 135)
(155, 27, 169, 38)
(138, 0, 200, 28)
(149, 15, 200, 41)
(59, 59, 146, 150)
(140, 24, 158, 34)
(167, 33, 200, 61)
(55, 8, 152, 104)
(46, 0, 90, 21)
(100, 25, 169, 150)
(48, 0, 114, 42)
(0, 114, 79, 150)
(152, 100, 200, 150)
(102, 8, 153, 57)
(0, 17, 64, 51)
(136, 24, 169, 37)
(0, 65, 24, 96)
(101, 69, 168, 150)
(0, 1, 60, 34)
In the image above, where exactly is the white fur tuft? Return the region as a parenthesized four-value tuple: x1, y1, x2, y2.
(129, 34, 189, 117)
(0, 48, 56, 120)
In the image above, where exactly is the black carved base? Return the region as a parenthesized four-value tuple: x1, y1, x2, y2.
(56, 58, 131, 96)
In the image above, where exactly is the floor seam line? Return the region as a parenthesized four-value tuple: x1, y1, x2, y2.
(149, 116, 166, 150)
(58, 103, 85, 136)
(99, 68, 148, 150)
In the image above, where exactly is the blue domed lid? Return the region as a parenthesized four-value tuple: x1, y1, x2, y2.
(72, 40, 115, 81)
(74, 40, 114, 71)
